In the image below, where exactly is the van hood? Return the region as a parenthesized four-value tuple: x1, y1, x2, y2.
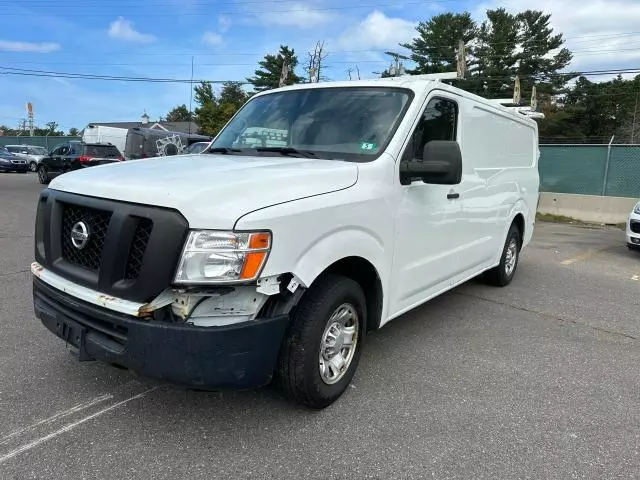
(48, 154, 359, 229)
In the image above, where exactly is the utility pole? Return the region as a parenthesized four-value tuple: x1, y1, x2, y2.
(384, 51, 409, 77)
(531, 85, 538, 111)
(456, 40, 466, 79)
(279, 58, 289, 87)
(632, 91, 639, 143)
(188, 56, 194, 135)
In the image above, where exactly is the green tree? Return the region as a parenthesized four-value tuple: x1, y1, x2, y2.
(247, 45, 303, 92)
(67, 127, 79, 136)
(166, 104, 191, 122)
(194, 81, 215, 106)
(402, 9, 572, 101)
(194, 82, 250, 137)
(516, 10, 573, 96)
(45, 122, 59, 134)
(401, 12, 477, 75)
(472, 8, 520, 97)
(218, 81, 248, 110)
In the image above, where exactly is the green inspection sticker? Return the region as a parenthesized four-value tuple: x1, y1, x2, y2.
(360, 142, 377, 151)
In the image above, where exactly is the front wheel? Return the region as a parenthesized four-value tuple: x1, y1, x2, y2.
(30, 161, 38, 172)
(37, 166, 50, 184)
(483, 223, 521, 287)
(276, 274, 366, 409)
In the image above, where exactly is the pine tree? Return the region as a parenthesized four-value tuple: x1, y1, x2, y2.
(401, 13, 477, 75)
(247, 45, 303, 92)
(516, 10, 573, 96)
(165, 104, 191, 122)
(473, 8, 520, 98)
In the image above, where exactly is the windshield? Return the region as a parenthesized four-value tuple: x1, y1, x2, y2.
(210, 87, 412, 161)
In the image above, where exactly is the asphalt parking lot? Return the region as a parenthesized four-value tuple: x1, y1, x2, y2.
(1, 173, 639, 479)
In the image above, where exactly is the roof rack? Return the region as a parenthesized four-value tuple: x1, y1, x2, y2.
(487, 99, 545, 119)
(375, 70, 546, 119)
(372, 72, 460, 83)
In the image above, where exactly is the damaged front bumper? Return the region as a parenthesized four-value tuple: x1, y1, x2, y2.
(32, 267, 290, 389)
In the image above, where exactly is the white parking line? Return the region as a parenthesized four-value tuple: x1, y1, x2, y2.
(0, 394, 113, 446)
(0, 388, 156, 465)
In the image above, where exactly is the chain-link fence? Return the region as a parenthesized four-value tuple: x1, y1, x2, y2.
(0, 136, 81, 151)
(539, 145, 640, 198)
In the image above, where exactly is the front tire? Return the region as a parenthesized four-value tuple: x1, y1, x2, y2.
(37, 166, 50, 184)
(30, 161, 38, 172)
(483, 223, 521, 287)
(276, 274, 366, 409)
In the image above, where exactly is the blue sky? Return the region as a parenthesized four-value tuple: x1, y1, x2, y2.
(1, 0, 639, 132)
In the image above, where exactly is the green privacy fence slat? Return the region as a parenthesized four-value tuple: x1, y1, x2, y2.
(539, 145, 608, 196)
(0, 136, 81, 150)
(605, 146, 640, 198)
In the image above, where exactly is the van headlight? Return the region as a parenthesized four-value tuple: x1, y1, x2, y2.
(635, 202, 640, 215)
(174, 230, 271, 284)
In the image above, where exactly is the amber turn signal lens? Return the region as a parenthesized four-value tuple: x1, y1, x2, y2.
(249, 233, 270, 249)
(240, 252, 267, 280)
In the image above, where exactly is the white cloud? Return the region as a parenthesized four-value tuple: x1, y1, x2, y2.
(0, 40, 60, 53)
(218, 15, 231, 33)
(108, 17, 156, 43)
(202, 31, 223, 46)
(259, 2, 333, 28)
(473, 0, 640, 74)
(337, 11, 416, 51)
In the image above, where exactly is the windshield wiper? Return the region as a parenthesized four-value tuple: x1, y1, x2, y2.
(209, 147, 244, 154)
(255, 147, 316, 158)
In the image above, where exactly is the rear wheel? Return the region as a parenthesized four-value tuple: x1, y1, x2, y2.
(276, 274, 366, 409)
(37, 166, 50, 184)
(483, 223, 521, 287)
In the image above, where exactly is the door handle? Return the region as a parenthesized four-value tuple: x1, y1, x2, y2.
(447, 192, 460, 200)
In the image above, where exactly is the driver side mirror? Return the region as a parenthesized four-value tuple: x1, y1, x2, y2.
(400, 140, 462, 185)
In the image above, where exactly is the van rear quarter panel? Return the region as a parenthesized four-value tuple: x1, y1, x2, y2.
(460, 99, 539, 250)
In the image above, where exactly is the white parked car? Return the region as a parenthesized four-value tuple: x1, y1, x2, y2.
(4, 145, 49, 172)
(30, 76, 540, 408)
(627, 201, 640, 251)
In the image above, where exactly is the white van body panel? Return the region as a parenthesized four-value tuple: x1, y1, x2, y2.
(82, 125, 128, 155)
(48, 154, 358, 230)
(46, 77, 539, 330)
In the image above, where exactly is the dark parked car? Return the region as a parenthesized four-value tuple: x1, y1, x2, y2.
(0, 147, 29, 173)
(38, 142, 123, 184)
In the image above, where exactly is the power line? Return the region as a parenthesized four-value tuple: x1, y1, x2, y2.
(0, 1, 443, 16)
(2, 65, 640, 84)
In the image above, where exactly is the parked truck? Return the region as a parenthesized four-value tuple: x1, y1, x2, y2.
(32, 75, 540, 408)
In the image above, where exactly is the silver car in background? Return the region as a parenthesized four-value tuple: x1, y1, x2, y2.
(4, 145, 49, 172)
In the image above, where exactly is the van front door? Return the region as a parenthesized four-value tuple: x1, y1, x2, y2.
(389, 94, 467, 317)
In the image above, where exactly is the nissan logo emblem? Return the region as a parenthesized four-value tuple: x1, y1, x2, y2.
(70, 221, 90, 249)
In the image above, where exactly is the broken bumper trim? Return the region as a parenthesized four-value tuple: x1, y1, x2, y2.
(33, 277, 290, 389)
(31, 262, 148, 317)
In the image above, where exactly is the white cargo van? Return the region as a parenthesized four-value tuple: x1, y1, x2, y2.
(31, 76, 540, 408)
(82, 125, 128, 156)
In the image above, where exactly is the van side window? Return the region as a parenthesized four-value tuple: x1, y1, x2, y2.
(409, 98, 458, 160)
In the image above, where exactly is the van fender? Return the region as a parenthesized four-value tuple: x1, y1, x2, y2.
(291, 227, 388, 292)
